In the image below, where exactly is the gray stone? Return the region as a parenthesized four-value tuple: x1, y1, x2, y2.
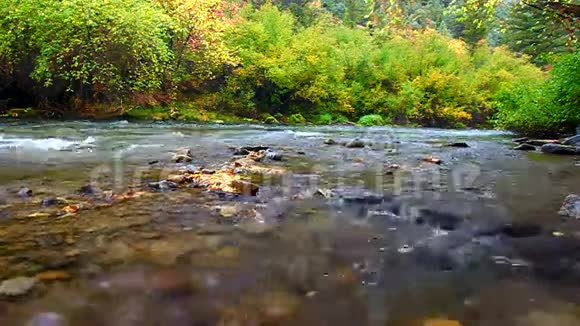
(559, 194, 580, 219)
(265, 149, 283, 161)
(446, 142, 470, 148)
(148, 180, 178, 191)
(345, 139, 365, 148)
(541, 143, 580, 155)
(563, 135, 580, 146)
(513, 143, 536, 151)
(0, 276, 37, 296)
(323, 138, 337, 145)
(17, 187, 33, 198)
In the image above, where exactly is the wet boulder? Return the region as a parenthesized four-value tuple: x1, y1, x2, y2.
(513, 143, 536, 151)
(541, 143, 580, 155)
(559, 194, 580, 219)
(563, 134, 580, 147)
(345, 139, 365, 148)
(445, 142, 469, 148)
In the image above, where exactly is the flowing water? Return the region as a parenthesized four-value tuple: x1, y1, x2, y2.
(0, 120, 579, 325)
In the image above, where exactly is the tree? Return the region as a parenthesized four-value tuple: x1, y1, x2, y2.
(0, 0, 174, 105)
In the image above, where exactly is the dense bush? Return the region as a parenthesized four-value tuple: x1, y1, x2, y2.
(358, 114, 387, 126)
(222, 6, 546, 128)
(494, 52, 580, 135)
(0, 0, 575, 135)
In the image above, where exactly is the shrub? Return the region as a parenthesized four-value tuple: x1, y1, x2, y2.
(288, 113, 306, 124)
(493, 52, 580, 135)
(316, 113, 334, 125)
(358, 114, 386, 126)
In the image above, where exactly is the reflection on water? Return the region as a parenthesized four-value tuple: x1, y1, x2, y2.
(0, 121, 579, 325)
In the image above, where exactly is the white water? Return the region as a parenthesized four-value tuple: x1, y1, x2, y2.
(0, 135, 96, 151)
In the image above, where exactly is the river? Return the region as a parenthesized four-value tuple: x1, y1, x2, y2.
(0, 120, 579, 325)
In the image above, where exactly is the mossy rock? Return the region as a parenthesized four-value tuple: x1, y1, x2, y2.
(263, 115, 279, 124)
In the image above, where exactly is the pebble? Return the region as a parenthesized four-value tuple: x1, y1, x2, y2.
(0, 276, 38, 296)
(18, 187, 33, 198)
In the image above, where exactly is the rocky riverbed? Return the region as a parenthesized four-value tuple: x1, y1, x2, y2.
(0, 121, 579, 325)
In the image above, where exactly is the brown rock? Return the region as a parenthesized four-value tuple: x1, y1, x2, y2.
(422, 157, 442, 165)
(36, 270, 72, 281)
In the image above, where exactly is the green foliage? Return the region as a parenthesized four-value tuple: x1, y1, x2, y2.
(358, 114, 386, 126)
(316, 113, 334, 125)
(288, 113, 306, 124)
(0, 0, 574, 134)
(494, 52, 580, 135)
(0, 0, 174, 101)
(501, 3, 575, 64)
(222, 5, 547, 128)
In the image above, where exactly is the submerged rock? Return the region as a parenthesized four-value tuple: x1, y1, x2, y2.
(563, 134, 580, 146)
(513, 143, 536, 151)
(17, 187, 33, 198)
(231, 180, 259, 196)
(541, 143, 580, 155)
(501, 223, 542, 238)
(345, 139, 366, 148)
(234, 146, 270, 155)
(265, 149, 283, 161)
(416, 209, 463, 231)
(422, 157, 442, 165)
(0, 276, 37, 296)
(185, 164, 200, 173)
(559, 194, 580, 219)
(148, 180, 178, 191)
(41, 198, 67, 207)
(446, 142, 469, 148)
(174, 154, 192, 163)
(78, 183, 98, 196)
(173, 148, 193, 163)
(323, 138, 337, 145)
